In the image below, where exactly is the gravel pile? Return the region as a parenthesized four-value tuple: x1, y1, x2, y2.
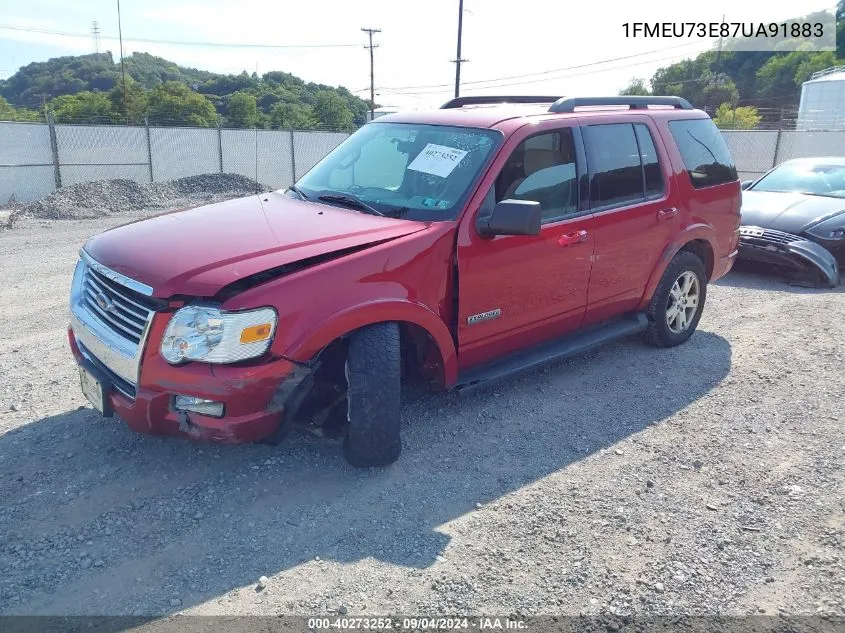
(17, 173, 269, 220)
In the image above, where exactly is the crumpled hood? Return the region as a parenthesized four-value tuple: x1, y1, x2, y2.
(84, 191, 427, 298)
(740, 190, 845, 234)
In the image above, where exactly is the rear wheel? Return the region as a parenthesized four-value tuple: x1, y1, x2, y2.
(643, 251, 707, 348)
(343, 322, 402, 468)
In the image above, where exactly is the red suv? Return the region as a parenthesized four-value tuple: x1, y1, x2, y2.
(68, 96, 741, 467)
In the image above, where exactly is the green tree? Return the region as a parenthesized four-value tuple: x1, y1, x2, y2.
(123, 52, 215, 89)
(110, 77, 148, 124)
(701, 76, 739, 110)
(146, 81, 218, 126)
(1, 52, 371, 129)
(0, 96, 19, 121)
(0, 96, 41, 121)
(619, 78, 650, 96)
(713, 102, 762, 129)
(313, 90, 354, 130)
(269, 102, 316, 129)
(650, 56, 711, 103)
(755, 52, 806, 105)
(0, 52, 116, 105)
(227, 91, 259, 127)
(48, 91, 115, 123)
(838, 0, 844, 59)
(795, 51, 842, 84)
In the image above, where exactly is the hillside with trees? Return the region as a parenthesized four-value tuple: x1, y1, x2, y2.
(620, 1, 844, 128)
(0, 51, 369, 130)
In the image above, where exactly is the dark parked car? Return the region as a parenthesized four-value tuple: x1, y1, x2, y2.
(739, 157, 845, 287)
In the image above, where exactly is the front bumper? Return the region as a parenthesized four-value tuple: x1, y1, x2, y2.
(69, 325, 301, 443)
(737, 226, 840, 288)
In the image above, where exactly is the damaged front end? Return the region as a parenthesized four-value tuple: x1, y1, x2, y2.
(737, 226, 840, 288)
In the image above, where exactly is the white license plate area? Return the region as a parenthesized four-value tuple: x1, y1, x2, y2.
(79, 366, 106, 415)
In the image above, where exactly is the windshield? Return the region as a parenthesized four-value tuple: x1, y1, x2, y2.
(752, 162, 845, 199)
(293, 122, 501, 220)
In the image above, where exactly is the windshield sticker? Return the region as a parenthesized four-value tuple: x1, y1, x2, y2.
(407, 143, 469, 178)
(421, 198, 451, 209)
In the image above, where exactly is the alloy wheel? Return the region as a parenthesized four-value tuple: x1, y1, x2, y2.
(665, 271, 700, 334)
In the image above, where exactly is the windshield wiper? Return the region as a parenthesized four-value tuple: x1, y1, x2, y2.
(287, 184, 309, 200)
(317, 193, 385, 216)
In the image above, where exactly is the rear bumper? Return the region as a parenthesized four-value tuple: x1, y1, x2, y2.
(712, 249, 738, 282)
(69, 326, 303, 443)
(737, 226, 839, 287)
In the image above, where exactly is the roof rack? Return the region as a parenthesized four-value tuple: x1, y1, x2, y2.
(810, 65, 845, 80)
(441, 96, 562, 109)
(548, 96, 693, 113)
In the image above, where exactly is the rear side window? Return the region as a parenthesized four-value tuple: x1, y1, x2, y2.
(583, 123, 643, 208)
(668, 118, 738, 188)
(634, 124, 663, 198)
(582, 122, 665, 208)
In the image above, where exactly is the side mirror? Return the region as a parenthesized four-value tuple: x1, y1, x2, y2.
(477, 199, 541, 237)
(741, 180, 754, 191)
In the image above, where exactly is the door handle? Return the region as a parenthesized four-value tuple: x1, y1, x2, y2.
(657, 207, 678, 220)
(558, 229, 588, 247)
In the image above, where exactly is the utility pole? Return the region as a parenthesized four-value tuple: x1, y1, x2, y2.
(91, 21, 101, 54)
(714, 13, 725, 81)
(361, 28, 381, 121)
(116, 0, 128, 123)
(452, 0, 469, 98)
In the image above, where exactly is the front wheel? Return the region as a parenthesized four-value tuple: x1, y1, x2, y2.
(343, 322, 402, 468)
(643, 251, 707, 348)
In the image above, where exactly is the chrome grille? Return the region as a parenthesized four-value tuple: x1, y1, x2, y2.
(739, 226, 803, 246)
(758, 228, 802, 244)
(70, 251, 160, 395)
(81, 265, 156, 344)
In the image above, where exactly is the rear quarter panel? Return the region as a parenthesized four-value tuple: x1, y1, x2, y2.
(637, 114, 741, 307)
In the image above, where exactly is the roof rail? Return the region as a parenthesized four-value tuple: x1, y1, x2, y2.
(809, 65, 845, 80)
(549, 96, 693, 113)
(441, 95, 562, 109)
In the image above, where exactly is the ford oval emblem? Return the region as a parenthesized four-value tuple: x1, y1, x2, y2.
(94, 292, 114, 313)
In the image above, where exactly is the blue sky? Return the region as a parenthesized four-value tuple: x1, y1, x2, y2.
(0, 0, 836, 109)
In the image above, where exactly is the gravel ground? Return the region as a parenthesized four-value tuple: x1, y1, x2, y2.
(9, 174, 269, 222)
(0, 212, 843, 620)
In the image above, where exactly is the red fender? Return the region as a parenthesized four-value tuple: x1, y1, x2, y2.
(638, 223, 716, 311)
(282, 299, 458, 387)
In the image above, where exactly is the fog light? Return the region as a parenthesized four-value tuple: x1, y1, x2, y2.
(174, 395, 225, 418)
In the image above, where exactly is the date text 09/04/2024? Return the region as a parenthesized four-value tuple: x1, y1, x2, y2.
(307, 617, 528, 630)
(622, 22, 824, 38)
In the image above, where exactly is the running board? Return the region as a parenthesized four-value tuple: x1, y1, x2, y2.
(453, 313, 648, 396)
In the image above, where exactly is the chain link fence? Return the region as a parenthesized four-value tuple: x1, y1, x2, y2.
(0, 120, 350, 204)
(723, 129, 845, 180)
(3, 119, 845, 205)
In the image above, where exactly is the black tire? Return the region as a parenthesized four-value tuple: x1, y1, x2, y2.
(643, 250, 707, 348)
(343, 322, 402, 468)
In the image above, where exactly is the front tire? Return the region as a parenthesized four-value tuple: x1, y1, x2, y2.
(643, 251, 707, 348)
(343, 322, 402, 468)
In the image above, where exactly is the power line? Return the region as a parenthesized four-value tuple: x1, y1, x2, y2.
(0, 23, 360, 48)
(361, 28, 381, 120)
(373, 41, 706, 93)
(379, 48, 713, 97)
